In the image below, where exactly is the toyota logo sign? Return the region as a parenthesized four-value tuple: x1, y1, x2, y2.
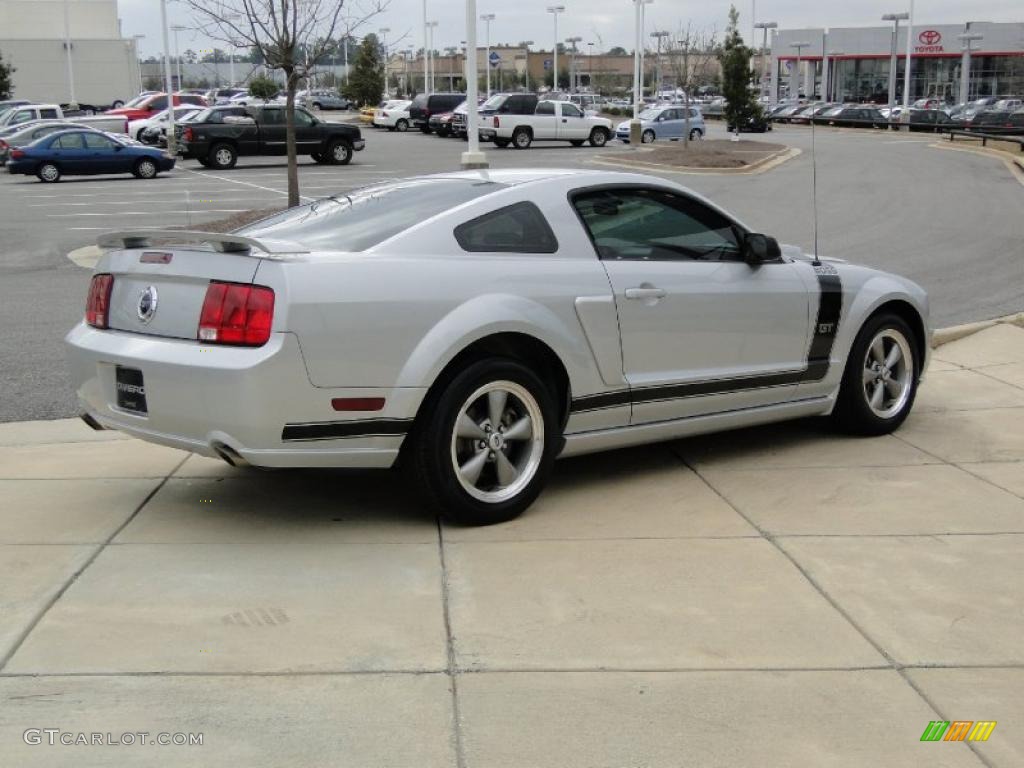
(918, 30, 942, 46)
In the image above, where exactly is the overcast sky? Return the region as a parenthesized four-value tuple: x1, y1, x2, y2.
(120, 0, 1023, 58)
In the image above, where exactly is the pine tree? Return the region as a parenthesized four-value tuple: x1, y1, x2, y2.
(0, 49, 15, 100)
(719, 6, 759, 129)
(342, 35, 384, 107)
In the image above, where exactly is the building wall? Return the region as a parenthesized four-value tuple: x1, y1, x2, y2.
(1, 38, 141, 107)
(0, 0, 121, 39)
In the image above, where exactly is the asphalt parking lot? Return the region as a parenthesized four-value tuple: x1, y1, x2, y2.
(1, 323, 1023, 767)
(1, 120, 1022, 422)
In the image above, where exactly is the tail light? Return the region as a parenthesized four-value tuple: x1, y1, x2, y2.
(198, 281, 275, 346)
(183, 127, 193, 141)
(10, 149, 25, 159)
(493, 116, 500, 128)
(85, 274, 114, 328)
(382, 111, 389, 117)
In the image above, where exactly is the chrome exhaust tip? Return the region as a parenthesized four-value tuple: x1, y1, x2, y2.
(213, 443, 250, 468)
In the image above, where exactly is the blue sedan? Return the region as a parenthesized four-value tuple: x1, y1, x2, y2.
(6, 129, 176, 182)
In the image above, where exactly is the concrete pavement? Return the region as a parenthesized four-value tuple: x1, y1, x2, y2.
(0, 323, 1022, 766)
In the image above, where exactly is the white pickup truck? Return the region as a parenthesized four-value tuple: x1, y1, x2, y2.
(480, 100, 613, 149)
(0, 104, 128, 134)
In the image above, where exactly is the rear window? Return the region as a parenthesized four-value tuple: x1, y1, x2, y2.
(236, 178, 508, 252)
(411, 95, 429, 109)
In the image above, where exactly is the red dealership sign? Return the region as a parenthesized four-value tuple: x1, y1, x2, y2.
(916, 29, 944, 53)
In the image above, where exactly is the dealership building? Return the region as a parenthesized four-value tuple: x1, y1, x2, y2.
(0, 0, 142, 108)
(769, 21, 1024, 103)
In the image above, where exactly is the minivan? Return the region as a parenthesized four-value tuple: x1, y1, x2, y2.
(408, 93, 466, 133)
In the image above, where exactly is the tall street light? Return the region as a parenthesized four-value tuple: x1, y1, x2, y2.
(789, 41, 810, 100)
(629, 0, 642, 143)
(900, 0, 915, 128)
(159, 0, 176, 156)
(481, 14, 496, 97)
(882, 13, 908, 110)
(426, 21, 439, 92)
(650, 30, 669, 97)
(753, 21, 776, 99)
(958, 31, 983, 104)
(170, 25, 186, 90)
(521, 40, 534, 91)
(587, 41, 594, 90)
(379, 27, 390, 95)
(462, 0, 487, 168)
(62, 0, 77, 109)
(638, 0, 653, 99)
(824, 49, 843, 102)
(546, 6, 565, 93)
(565, 36, 582, 92)
(131, 34, 145, 96)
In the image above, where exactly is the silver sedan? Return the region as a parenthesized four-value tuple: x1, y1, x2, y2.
(66, 169, 929, 525)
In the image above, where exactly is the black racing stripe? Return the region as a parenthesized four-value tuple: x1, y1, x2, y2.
(569, 266, 843, 414)
(281, 418, 411, 442)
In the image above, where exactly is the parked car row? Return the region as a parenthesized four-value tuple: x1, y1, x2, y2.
(4, 127, 174, 182)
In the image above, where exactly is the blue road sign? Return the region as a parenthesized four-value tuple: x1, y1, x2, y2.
(489, 51, 501, 68)
(543, 58, 552, 70)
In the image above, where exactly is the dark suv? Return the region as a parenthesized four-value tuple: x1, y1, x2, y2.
(453, 92, 538, 137)
(408, 93, 466, 133)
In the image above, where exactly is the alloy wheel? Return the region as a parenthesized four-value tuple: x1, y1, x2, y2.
(215, 148, 233, 167)
(862, 328, 913, 419)
(450, 380, 544, 504)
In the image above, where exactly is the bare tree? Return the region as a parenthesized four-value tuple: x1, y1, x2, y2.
(665, 23, 719, 148)
(183, 0, 386, 207)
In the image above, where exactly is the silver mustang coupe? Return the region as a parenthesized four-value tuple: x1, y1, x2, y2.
(66, 169, 929, 525)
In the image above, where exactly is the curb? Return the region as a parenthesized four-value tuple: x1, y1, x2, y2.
(589, 146, 800, 176)
(932, 312, 1024, 347)
(929, 141, 1024, 186)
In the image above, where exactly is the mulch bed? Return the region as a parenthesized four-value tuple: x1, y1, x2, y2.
(642, 139, 787, 169)
(171, 208, 286, 233)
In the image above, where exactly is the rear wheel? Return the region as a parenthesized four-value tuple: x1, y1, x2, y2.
(312, 102, 323, 110)
(833, 313, 919, 435)
(641, 129, 655, 143)
(689, 128, 703, 141)
(589, 128, 609, 147)
(512, 127, 532, 149)
(37, 163, 61, 183)
(493, 137, 510, 148)
(406, 358, 558, 526)
(208, 143, 237, 170)
(327, 139, 353, 165)
(395, 118, 409, 132)
(132, 158, 158, 179)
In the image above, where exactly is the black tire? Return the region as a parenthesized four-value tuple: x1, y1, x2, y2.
(111, 100, 125, 109)
(208, 143, 237, 170)
(641, 129, 655, 143)
(589, 128, 609, 147)
(37, 163, 61, 183)
(512, 127, 532, 149)
(132, 158, 158, 179)
(405, 358, 559, 526)
(493, 137, 510, 148)
(689, 128, 703, 140)
(196, 158, 210, 167)
(136, 129, 147, 142)
(326, 139, 353, 165)
(832, 312, 920, 436)
(395, 118, 409, 132)
(569, 139, 585, 147)
(420, 125, 432, 134)
(312, 102, 322, 110)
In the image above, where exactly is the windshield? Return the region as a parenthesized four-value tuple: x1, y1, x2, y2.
(235, 178, 508, 252)
(124, 94, 152, 108)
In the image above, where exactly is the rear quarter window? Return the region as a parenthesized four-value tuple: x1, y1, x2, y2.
(454, 202, 558, 253)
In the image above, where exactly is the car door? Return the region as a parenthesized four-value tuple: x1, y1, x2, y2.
(50, 132, 88, 172)
(257, 107, 287, 154)
(571, 186, 812, 424)
(532, 100, 558, 137)
(556, 102, 589, 139)
(81, 132, 125, 173)
(291, 108, 321, 151)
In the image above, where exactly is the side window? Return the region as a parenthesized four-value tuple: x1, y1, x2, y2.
(54, 133, 85, 149)
(561, 103, 582, 118)
(149, 97, 168, 110)
(12, 110, 33, 125)
(261, 109, 285, 125)
(572, 188, 742, 262)
(292, 110, 314, 127)
(83, 133, 116, 149)
(40, 109, 59, 119)
(536, 101, 555, 116)
(454, 202, 559, 254)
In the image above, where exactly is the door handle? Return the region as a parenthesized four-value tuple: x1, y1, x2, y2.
(624, 287, 667, 300)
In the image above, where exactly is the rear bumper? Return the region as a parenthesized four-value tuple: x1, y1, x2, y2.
(65, 323, 424, 468)
(352, 139, 365, 151)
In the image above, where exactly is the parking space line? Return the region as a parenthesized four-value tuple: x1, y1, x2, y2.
(181, 167, 316, 202)
(29, 198, 279, 207)
(47, 209, 249, 217)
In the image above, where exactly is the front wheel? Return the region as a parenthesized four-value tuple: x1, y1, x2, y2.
(395, 118, 409, 132)
(326, 139, 353, 165)
(406, 358, 558, 526)
(37, 163, 61, 183)
(589, 128, 609, 147)
(132, 158, 158, 179)
(312, 102, 322, 110)
(641, 129, 655, 143)
(832, 313, 919, 435)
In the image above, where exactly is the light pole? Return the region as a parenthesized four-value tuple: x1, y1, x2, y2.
(170, 25, 186, 90)
(521, 41, 534, 91)
(379, 27, 390, 95)
(462, 0, 487, 168)
(587, 41, 594, 90)
(132, 34, 145, 95)
(159, 0, 176, 156)
(958, 31, 983, 104)
(824, 50, 843, 102)
(753, 21, 776, 99)
(546, 6, 565, 93)
(426, 21, 439, 92)
(62, 0, 77, 109)
(422, 1, 429, 95)
(900, 0, 915, 128)
(650, 30, 669, 97)
(565, 36, 582, 92)
(629, 0, 642, 143)
(882, 13, 908, 111)
(638, 0, 653, 99)
(480, 14, 495, 97)
(789, 41, 810, 100)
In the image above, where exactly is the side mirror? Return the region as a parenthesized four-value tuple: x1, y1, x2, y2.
(742, 233, 781, 266)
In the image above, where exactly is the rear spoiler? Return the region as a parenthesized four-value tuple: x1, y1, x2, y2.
(96, 229, 308, 256)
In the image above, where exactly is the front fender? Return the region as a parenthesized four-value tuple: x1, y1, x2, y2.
(394, 293, 602, 397)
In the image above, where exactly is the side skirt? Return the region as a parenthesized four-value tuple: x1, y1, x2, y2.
(559, 396, 833, 458)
